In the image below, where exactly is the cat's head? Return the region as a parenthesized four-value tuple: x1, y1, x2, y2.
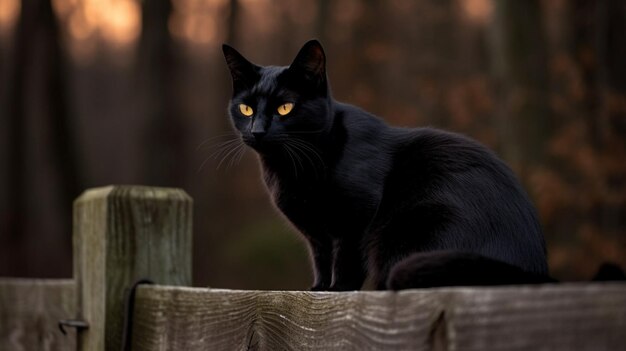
(222, 40, 332, 152)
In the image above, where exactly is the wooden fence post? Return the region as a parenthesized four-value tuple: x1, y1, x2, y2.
(73, 185, 192, 351)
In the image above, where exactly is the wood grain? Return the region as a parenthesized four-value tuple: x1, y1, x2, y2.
(73, 185, 193, 351)
(131, 283, 626, 351)
(0, 278, 76, 351)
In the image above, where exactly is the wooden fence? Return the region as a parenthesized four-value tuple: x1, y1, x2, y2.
(1, 185, 625, 351)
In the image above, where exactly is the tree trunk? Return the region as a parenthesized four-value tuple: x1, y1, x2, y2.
(490, 0, 551, 179)
(315, 0, 330, 44)
(138, 0, 184, 186)
(3, 0, 80, 276)
(42, 0, 82, 212)
(4, 0, 32, 266)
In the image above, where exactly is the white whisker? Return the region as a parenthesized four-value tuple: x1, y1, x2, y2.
(196, 133, 239, 151)
(197, 135, 245, 173)
(217, 140, 245, 170)
(282, 144, 300, 179)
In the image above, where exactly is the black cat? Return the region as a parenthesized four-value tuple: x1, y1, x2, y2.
(222, 40, 551, 291)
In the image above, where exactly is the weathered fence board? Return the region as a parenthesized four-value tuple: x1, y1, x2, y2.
(132, 283, 626, 351)
(0, 278, 76, 351)
(73, 185, 193, 351)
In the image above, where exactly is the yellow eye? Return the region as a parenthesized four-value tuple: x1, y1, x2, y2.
(277, 103, 294, 116)
(239, 104, 254, 117)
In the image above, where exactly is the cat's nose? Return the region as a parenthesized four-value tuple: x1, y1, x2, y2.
(251, 119, 267, 140)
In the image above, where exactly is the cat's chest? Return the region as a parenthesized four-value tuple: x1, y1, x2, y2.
(269, 177, 336, 213)
(266, 171, 380, 235)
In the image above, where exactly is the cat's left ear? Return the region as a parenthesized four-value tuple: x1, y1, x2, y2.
(222, 44, 260, 91)
(289, 40, 326, 82)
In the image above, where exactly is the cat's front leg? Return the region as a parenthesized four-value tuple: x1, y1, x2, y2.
(329, 238, 366, 291)
(307, 236, 333, 291)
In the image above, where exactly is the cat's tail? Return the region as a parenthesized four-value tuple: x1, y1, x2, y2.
(386, 250, 556, 290)
(592, 262, 626, 281)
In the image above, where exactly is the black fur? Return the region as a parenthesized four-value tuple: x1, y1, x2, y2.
(387, 251, 555, 289)
(592, 263, 626, 282)
(222, 40, 549, 290)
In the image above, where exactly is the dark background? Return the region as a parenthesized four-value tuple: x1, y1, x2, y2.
(0, 0, 625, 289)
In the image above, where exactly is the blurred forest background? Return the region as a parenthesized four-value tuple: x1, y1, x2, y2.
(0, 0, 625, 289)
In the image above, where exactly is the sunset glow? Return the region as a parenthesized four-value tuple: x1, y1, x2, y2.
(459, 0, 493, 24)
(0, 0, 495, 55)
(53, 0, 141, 46)
(170, 0, 226, 45)
(100, 0, 141, 44)
(0, 0, 20, 37)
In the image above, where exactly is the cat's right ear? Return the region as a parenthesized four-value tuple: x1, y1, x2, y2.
(289, 40, 326, 83)
(222, 44, 259, 91)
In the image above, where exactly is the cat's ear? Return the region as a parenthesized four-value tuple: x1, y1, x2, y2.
(222, 44, 259, 91)
(289, 40, 326, 82)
